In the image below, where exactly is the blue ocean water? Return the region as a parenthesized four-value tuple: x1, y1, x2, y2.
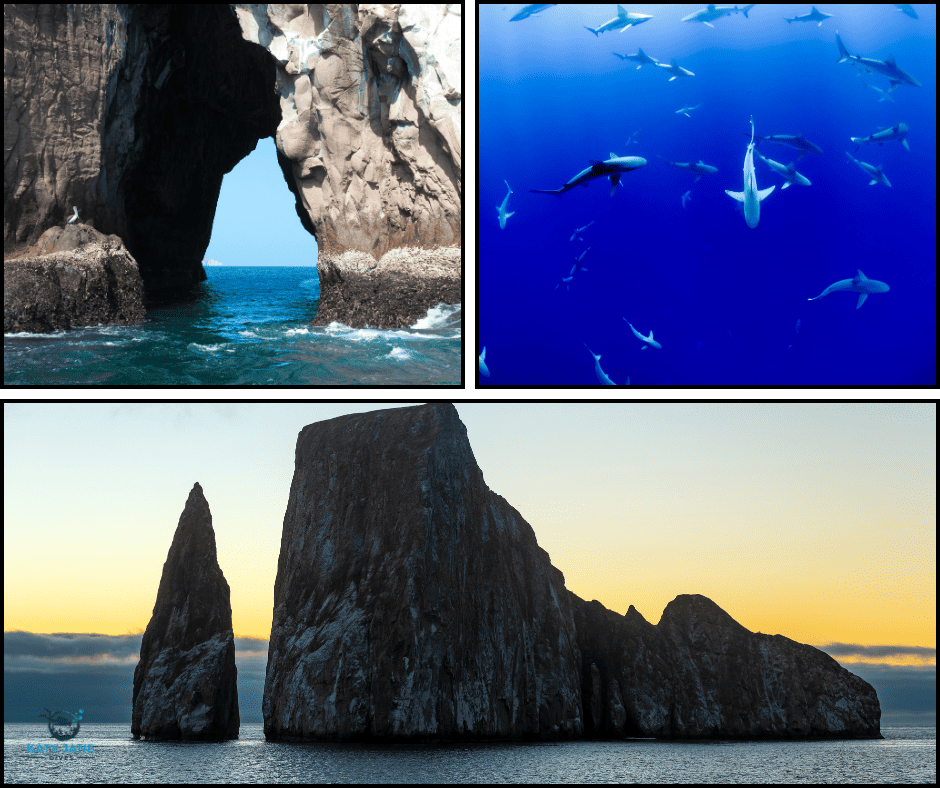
(479, 4, 936, 385)
(4, 267, 461, 385)
(3, 723, 935, 783)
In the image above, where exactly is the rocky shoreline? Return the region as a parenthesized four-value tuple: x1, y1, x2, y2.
(4, 225, 146, 333)
(311, 246, 461, 328)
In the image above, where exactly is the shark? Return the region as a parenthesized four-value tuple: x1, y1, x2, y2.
(752, 131, 823, 160)
(681, 190, 692, 208)
(836, 33, 922, 89)
(676, 103, 702, 118)
(570, 247, 591, 275)
(496, 180, 514, 229)
(851, 122, 910, 152)
(785, 6, 834, 26)
(531, 153, 647, 197)
(509, 4, 557, 22)
(894, 4, 918, 20)
(845, 151, 891, 187)
(584, 343, 617, 385)
(479, 347, 490, 377)
(553, 275, 575, 294)
(585, 5, 652, 36)
(808, 269, 889, 309)
(624, 129, 642, 145)
(867, 84, 896, 103)
(754, 151, 812, 189)
(725, 116, 775, 229)
(681, 4, 755, 27)
(570, 220, 594, 242)
(613, 50, 659, 69)
(624, 319, 662, 350)
(655, 59, 695, 80)
(659, 156, 718, 182)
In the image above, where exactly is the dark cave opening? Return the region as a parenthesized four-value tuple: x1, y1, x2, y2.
(108, 5, 288, 293)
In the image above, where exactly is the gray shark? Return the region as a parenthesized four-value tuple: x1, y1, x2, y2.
(851, 122, 910, 152)
(845, 151, 891, 188)
(553, 275, 575, 294)
(867, 84, 896, 103)
(570, 247, 591, 275)
(658, 155, 718, 182)
(682, 4, 755, 27)
(681, 190, 692, 208)
(496, 180, 514, 229)
(754, 151, 812, 189)
(894, 4, 918, 20)
(624, 129, 642, 145)
(726, 115, 775, 229)
(479, 347, 490, 377)
(655, 58, 695, 80)
(585, 5, 652, 36)
(531, 153, 647, 197)
(785, 6, 834, 26)
(584, 343, 617, 385)
(509, 4, 557, 22)
(570, 220, 595, 242)
(752, 131, 823, 160)
(808, 269, 889, 309)
(624, 319, 662, 350)
(836, 33, 922, 89)
(613, 49, 659, 69)
(676, 103, 702, 118)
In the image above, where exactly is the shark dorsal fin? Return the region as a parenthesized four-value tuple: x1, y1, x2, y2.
(617, 4, 627, 18)
(886, 54, 897, 66)
(649, 330, 654, 340)
(609, 152, 618, 159)
(707, 4, 716, 10)
(671, 59, 679, 67)
(857, 269, 868, 280)
(481, 347, 486, 360)
(637, 48, 646, 56)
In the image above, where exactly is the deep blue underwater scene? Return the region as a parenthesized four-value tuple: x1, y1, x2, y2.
(479, 4, 936, 386)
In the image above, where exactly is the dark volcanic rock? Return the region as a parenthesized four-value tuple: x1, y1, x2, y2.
(262, 403, 582, 741)
(4, 225, 145, 333)
(132, 483, 239, 741)
(571, 592, 882, 739)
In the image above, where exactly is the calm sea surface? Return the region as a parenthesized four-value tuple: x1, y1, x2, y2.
(3, 267, 461, 385)
(4, 724, 934, 783)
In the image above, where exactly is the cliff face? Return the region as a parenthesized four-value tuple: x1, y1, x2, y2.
(263, 403, 583, 741)
(571, 593, 882, 740)
(132, 483, 239, 741)
(4, 4, 460, 327)
(262, 404, 881, 743)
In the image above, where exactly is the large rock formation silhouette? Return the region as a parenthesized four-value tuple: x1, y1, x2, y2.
(572, 593, 881, 739)
(132, 483, 239, 741)
(4, 4, 460, 329)
(263, 403, 881, 741)
(263, 403, 583, 741)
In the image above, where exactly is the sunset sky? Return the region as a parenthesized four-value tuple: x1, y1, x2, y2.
(4, 403, 935, 722)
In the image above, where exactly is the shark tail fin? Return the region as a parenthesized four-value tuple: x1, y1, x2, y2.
(504, 180, 512, 193)
(530, 188, 564, 196)
(741, 4, 755, 18)
(836, 33, 850, 62)
(584, 26, 599, 37)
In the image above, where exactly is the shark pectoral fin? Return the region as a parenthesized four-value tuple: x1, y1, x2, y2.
(856, 292, 868, 309)
(758, 185, 776, 200)
(902, 139, 910, 151)
(506, 211, 515, 219)
(609, 174, 621, 196)
(782, 181, 791, 189)
(703, 21, 714, 28)
(640, 345, 648, 350)
(725, 189, 745, 202)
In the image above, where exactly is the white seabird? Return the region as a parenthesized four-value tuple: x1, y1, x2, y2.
(67, 206, 79, 225)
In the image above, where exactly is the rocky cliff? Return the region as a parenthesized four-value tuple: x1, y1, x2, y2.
(4, 4, 460, 328)
(262, 403, 583, 741)
(132, 483, 239, 741)
(262, 404, 881, 743)
(571, 592, 882, 739)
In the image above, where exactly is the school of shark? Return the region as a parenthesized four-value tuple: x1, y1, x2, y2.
(483, 4, 924, 384)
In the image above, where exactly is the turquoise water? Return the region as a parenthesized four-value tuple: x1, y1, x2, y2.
(4, 267, 461, 385)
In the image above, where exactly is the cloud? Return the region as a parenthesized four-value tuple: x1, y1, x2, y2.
(820, 642, 936, 661)
(4, 631, 269, 675)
